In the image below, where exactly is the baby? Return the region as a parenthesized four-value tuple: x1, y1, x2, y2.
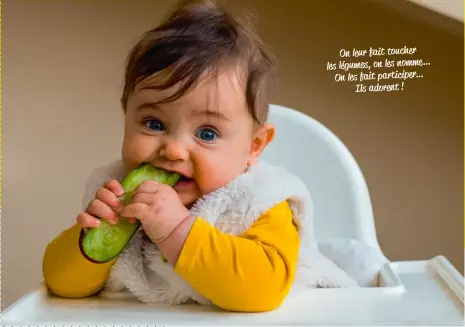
(42, 0, 357, 313)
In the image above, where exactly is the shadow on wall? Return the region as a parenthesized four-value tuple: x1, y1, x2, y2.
(3, 0, 463, 309)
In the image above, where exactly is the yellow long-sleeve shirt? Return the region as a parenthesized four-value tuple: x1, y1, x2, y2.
(42, 200, 300, 312)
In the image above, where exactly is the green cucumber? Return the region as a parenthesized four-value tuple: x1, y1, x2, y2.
(80, 164, 180, 263)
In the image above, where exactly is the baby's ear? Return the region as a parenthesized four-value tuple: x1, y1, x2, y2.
(248, 123, 275, 166)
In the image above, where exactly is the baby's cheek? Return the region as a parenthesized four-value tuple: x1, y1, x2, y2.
(122, 136, 154, 170)
(201, 174, 229, 193)
(196, 160, 240, 193)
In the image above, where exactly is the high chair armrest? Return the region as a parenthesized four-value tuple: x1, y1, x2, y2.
(318, 238, 389, 287)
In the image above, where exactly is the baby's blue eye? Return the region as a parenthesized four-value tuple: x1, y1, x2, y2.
(196, 128, 217, 141)
(144, 119, 165, 131)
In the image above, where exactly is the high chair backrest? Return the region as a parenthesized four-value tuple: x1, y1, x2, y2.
(261, 104, 382, 251)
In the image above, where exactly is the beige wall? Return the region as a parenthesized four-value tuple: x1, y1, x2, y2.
(3, 0, 463, 309)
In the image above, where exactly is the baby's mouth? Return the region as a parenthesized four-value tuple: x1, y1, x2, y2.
(175, 174, 195, 187)
(178, 175, 192, 182)
(155, 166, 194, 188)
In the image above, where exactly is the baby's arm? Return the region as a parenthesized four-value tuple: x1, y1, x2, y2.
(43, 162, 124, 298)
(158, 200, 300, 312)
(42, 224, 115, 298)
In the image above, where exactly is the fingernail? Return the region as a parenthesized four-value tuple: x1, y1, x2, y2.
(114, 197, 122, 208)
(94, 220, 101, 227)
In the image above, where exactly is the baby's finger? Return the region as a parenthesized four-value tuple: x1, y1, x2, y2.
(103, 179, 124, 197)
(134, 180, 162, 194)
(120, 203, 152, 221)
(95, 186, 123, 212)
(77, 212, 100, 228)
(86, 199, 119, 224)
(131, 192, 157, 206)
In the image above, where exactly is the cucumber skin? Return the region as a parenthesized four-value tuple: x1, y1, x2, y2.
(80, 164, 180, 263)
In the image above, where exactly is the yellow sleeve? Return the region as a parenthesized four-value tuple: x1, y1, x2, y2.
(174, 200, 300, 312)
(42, 223, 116, 298)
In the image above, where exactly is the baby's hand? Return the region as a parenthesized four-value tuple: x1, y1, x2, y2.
(77, 179, 125, 230)
(120, 180, 190, 244)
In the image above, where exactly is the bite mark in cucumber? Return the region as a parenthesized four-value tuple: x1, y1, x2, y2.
(80, 164, 180, 263)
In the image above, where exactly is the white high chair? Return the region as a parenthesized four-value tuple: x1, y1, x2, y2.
(3, 105, 463, 326)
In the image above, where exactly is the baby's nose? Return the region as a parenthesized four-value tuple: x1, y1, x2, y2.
(159, 139, 189, 161)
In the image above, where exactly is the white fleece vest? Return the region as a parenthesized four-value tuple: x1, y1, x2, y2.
(81, 160, 359, 305)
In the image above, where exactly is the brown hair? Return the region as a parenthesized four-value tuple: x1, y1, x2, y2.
(121, 0, 277, 125)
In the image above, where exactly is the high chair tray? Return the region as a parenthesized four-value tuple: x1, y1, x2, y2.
(2, 256, 463, 326)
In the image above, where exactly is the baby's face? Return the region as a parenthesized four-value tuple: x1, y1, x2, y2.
(122, 69, 273, 207)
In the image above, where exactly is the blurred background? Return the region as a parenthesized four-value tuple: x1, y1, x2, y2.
(3, 0, 463, 309)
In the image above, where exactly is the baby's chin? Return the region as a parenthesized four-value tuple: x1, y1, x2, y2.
(174, 179, 202, 208)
